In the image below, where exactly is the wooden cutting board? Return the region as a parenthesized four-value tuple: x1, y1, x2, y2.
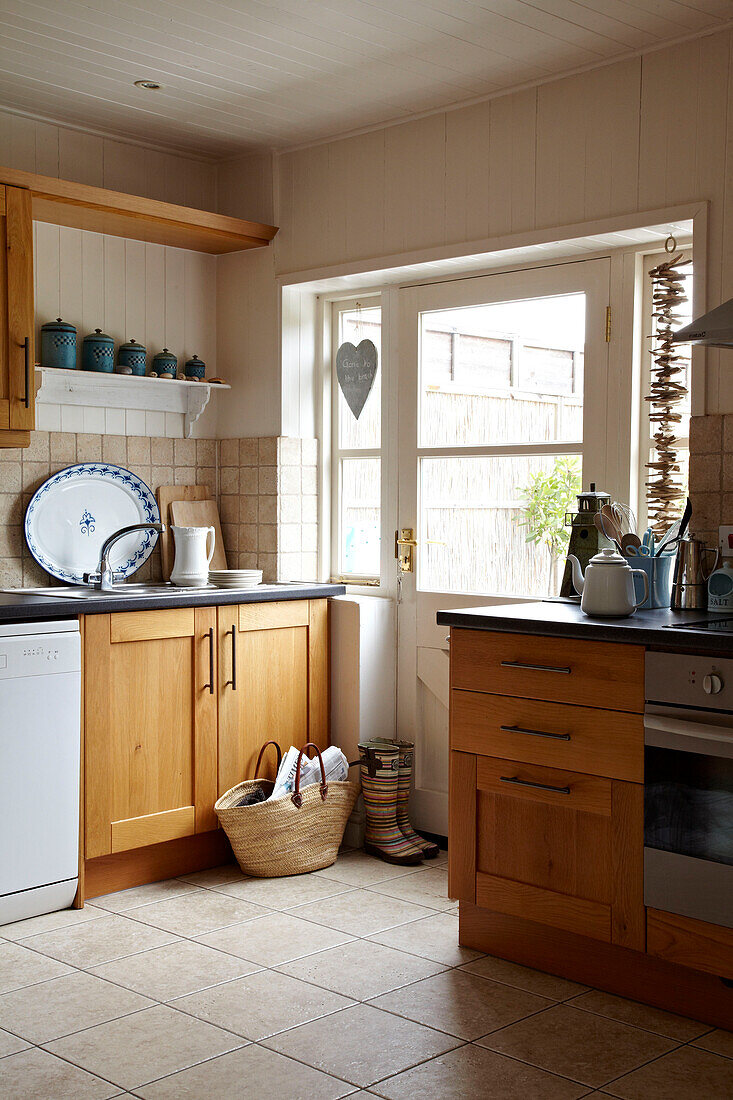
(169, 498, 228, 572)
(157, 484, 210, 580)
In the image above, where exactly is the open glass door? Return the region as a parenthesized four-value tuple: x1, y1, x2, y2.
(397, 259, 611, 834)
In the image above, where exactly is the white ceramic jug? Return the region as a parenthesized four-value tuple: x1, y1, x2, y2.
(170, 525, 215, 587)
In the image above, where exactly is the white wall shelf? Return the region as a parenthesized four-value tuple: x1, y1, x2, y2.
(36, 368, 230, 438)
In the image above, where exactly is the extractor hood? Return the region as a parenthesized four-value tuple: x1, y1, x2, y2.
(672, 298, 733, 347)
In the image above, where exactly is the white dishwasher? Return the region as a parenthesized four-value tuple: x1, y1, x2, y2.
(0, 620, 81, 925)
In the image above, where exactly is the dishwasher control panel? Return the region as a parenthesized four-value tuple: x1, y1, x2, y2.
(0, 622, 80, 680)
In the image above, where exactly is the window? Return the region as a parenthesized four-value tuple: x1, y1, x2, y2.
(330, 299, 382, 583)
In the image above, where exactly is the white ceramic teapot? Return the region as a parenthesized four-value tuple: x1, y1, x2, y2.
(568, 547, 649, 618)
(170, 525, 215, 587)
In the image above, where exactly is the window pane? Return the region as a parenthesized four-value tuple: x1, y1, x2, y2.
(341, 457, 380, 576)
(338, 307, 381, 450)
(419, 294, 585, 447)
(420, 454, 582, 597)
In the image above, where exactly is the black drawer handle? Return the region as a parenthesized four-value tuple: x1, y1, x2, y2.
(501, 660, 571, 674)
(500, 775, 571, 796)
(500, 724, 571, 742)
(226, 626, 237, 690)
(202, 627, 214, 694)
(23, 336, 30, 409)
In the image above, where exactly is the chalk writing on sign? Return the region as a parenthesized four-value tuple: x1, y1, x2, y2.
(336, 339, 378, 420)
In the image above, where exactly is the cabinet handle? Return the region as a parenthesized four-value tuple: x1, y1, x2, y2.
(23, 336, 30, 409)
(500, 775, 571, 796)
(226, 626, 237, 690)
(202, 627, 214, 694)
(500, 659, 571, 674)
(500, 724, 571, 742)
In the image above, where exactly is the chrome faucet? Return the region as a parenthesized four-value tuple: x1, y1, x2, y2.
(84, 523, 165, 592)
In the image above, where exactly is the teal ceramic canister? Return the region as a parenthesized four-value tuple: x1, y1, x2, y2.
(152, 347, 177, 378)
(82, 328, 115, 373)
(41, 317, 77, 370)
(117, 338, 147, 376)
(184, 353, 206, 381)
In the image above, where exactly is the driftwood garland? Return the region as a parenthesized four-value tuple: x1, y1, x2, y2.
(646, 247, 691, 538)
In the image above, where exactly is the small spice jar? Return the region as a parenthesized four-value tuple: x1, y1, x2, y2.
(82, 328, 114, 373)
(151, 347, 177, 379)
(184, 353, 206, 381)
(117, 338, 147, 376)
(41, 317, 77, 370)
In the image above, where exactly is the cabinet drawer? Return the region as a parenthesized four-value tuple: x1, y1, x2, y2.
(647, 909, 733, 981)
(452, 690, 643, 781)
(477, 755, 612, 815)
(451, 630, 644, 713)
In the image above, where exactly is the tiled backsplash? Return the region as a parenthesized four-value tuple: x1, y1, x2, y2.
(0, 433, 318, 586)
(688, 414, 730, 550)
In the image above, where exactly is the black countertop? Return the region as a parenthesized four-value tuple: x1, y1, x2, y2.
(437, 599, 733, 654)
(0, 582, 346, 624)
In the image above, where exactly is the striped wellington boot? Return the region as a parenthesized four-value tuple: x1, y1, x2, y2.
(359, 742, 423, 865)
(374, 739, 440, 859)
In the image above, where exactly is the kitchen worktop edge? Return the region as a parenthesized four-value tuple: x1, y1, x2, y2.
(0, 583, 346, 622)
(437, 600, 733, 653)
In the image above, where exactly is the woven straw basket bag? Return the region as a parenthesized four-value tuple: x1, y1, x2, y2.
(215, 741, 359, 878)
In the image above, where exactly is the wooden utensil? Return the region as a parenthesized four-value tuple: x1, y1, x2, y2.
(620, 533, 642, 557)
(157, 484, 210, 580)
(170, 498, 228, 572)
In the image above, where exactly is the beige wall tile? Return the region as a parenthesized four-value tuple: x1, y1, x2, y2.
(258, 495, 277, 524)
(303, 524, 318, 553)
(239, 525, 257, 552)
(301, 439, 318, 466)
(279, 437, 301, 465)
(278, 552, 302, 581)
(220, 438, 239, 466)
(0, 447, 23, 462)
(279, 495, 301, 524)
(24, 432, 50, 462)
(151, 438, 174, 465)
(240, 467, 258, 495)
(220, 495, 239, 525)
(259, 552, 277, 582)
(258, 466, 277, 494)
(0, 494, 23, 525)
(0, 525, 22, 557)
(76, 434, 102, 462)
(128, 436, 151, 465)
(0, 557, 23, 586)
(102, 435, 127, 465)
(151, 466, 174, 490)
(239, 439, 258, 465)
(259, 437, 278, 465)
(279, 524, 302, 553)
(690, 415, 722, 456)
(174, 438, 197, 466)
(302, 496, 318, 524)
(196, 467, 217, 496)
(221, 523, 238, 553)
(279, 466, 301, 495)
(302, 466, 318, 495)
(219, 467, 239, 495)
(689, 492, 721, 534)
(0, 463, 21, 494)
(196, 439, 217, 467)
(689, 454, 721, 493)
(302, 552, 318, 578)
(240, 496, 258, 524)
(174, 467, 196, 485)
(23, 558, 50, 586)
(259, 524, 277, 553)
(50, 433, 76, 464)
(22, 462, 49, 492)
(239, 552, 259, 569)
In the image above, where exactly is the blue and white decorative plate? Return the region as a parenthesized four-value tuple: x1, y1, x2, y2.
(25, 464, 160, 584)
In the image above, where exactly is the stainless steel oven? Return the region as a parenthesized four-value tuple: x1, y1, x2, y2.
(644, 651, 733, 929)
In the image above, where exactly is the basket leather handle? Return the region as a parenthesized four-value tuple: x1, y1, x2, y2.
(254, 740, 282, 779)
(292, 742, 328, 808)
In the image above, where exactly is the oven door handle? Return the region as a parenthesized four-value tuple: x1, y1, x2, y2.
(644, 713, 733, 757)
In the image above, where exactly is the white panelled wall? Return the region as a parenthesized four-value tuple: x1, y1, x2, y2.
(209, 31, 733, 435)
(33, 224, 217, 438)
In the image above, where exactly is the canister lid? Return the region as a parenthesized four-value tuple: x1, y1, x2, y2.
(185, 353, 204, 366)
(153, 347, 177, 360)
(119, 337, 146, 353)
(83, 327, 113, 343)
(41, 316, 76, 333)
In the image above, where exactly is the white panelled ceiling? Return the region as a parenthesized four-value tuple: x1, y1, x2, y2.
(0, 0, 731, 158)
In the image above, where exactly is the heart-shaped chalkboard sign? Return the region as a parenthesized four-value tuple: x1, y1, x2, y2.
(336, 339, 378, 420)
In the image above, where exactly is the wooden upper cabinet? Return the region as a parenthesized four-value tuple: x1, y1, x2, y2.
(217, 599, 330, 795)
(0, 185, 34, 443)
(84, 607, 218, 859)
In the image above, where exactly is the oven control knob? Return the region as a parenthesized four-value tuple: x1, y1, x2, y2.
(703, 673, 723, 695)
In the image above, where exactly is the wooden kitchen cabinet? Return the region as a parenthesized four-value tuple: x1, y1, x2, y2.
(449, 627, 645, 951)
(217, 599, 329, 794)
(84, 607, 218, 859)
(0, 185, 34, 446)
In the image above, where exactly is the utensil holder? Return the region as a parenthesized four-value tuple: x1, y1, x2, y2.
(632, 553, 675, 609)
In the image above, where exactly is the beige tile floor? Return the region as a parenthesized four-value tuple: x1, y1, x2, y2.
(0, 848, 731, 1098)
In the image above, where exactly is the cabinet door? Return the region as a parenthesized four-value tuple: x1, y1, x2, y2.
(451, 752, 644, 949)
(218, 599, 329, 794)
(84, 607, 218, 858)
(0, 186, 34, 437)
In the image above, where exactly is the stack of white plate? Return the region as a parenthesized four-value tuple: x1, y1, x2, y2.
(209, 569, 263, 589)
